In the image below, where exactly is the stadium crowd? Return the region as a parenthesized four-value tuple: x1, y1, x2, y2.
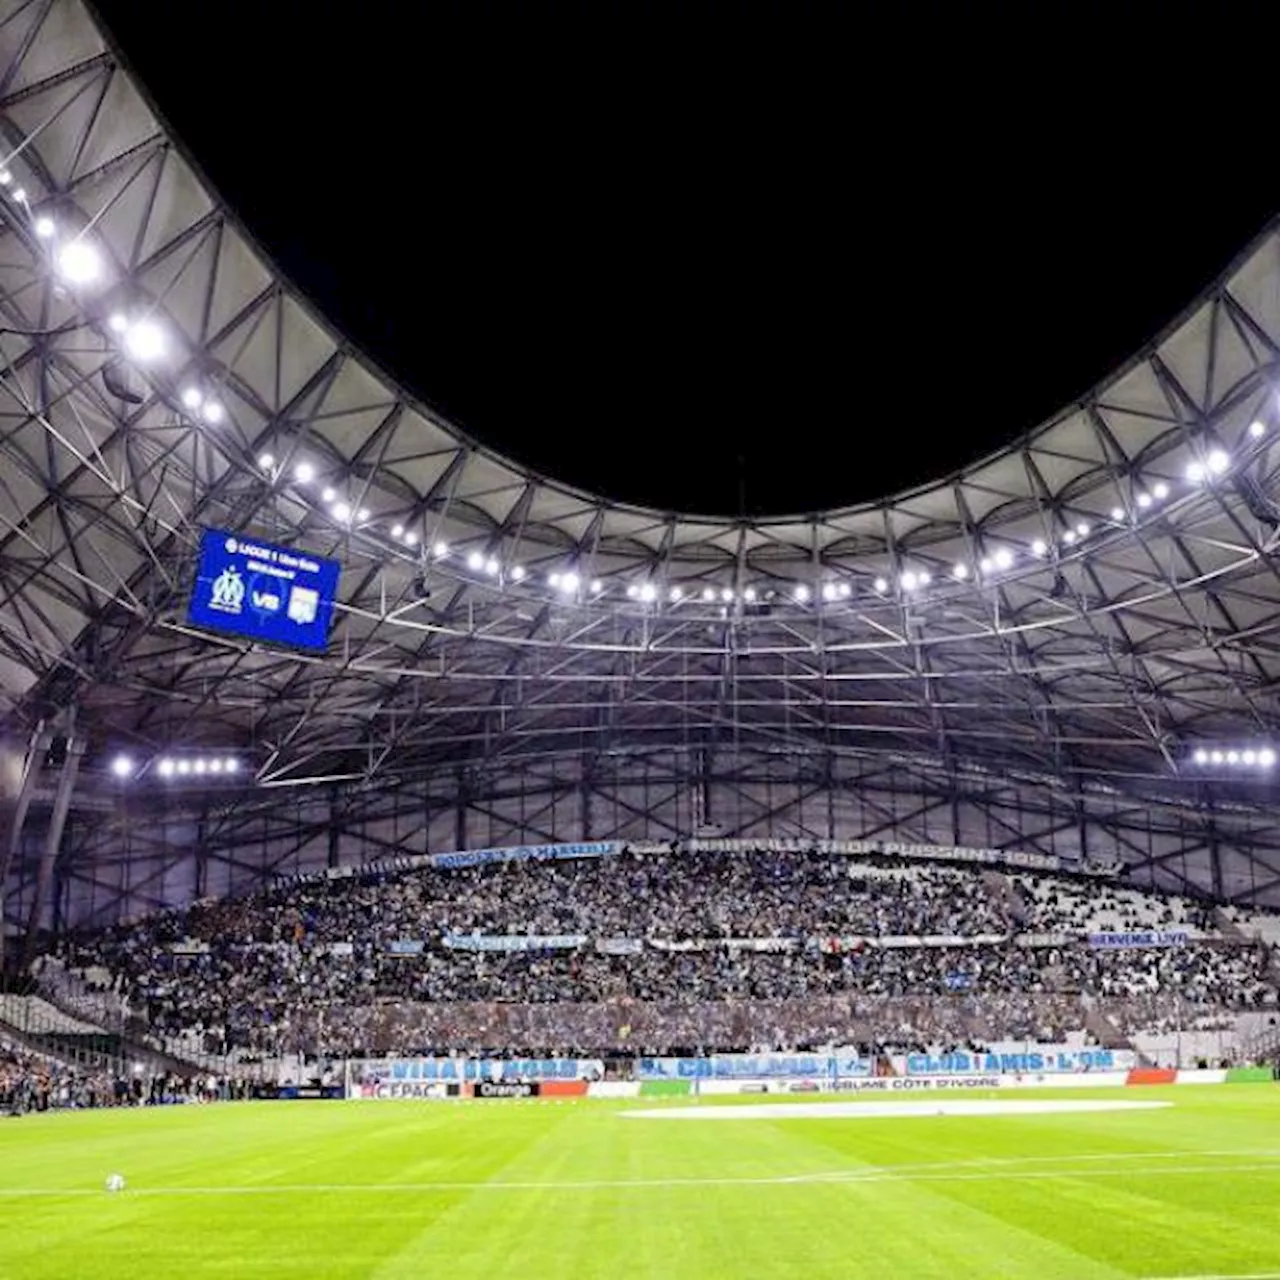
(35, 848, 1279, 1058)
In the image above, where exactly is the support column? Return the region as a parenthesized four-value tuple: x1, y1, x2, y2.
(21, 738, 83, 968)
(0, 724, 47, 973)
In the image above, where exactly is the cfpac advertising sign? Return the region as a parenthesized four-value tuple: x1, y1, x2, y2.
(188, 529, 340, 652)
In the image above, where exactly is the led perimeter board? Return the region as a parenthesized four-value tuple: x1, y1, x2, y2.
(187, 529, 340, 652)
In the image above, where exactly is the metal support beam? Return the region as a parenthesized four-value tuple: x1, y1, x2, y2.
(0, 722, 47, 972)
(21, 737, 83, 967)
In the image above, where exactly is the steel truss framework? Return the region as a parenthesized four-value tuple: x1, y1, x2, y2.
(3, 0, 1280, 931)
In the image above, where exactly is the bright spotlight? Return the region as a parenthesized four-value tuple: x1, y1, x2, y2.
(625, 583, 638, 599)
(994, 548, 1013, 570)
(107, 312, 128, 333)
(1185, 460, 1205, 484)
(900, 571, 917, 591)
(1075, 522, 1090, 538)
(110, 754, 133, 779)
(181, 387, 203, 409)
(1250, 420, 1266, 439)
(1227, 751, 1241, 765)
(720, 587, 734, 603)
(1109, 507, 1124, 521)
(979, 557, 993, 574)
(822, 582, 837, 601)
(701, 586, 715, 601)
(157, 758, 175, 778)
(13, 188, 26, 204)
(1243, 750, 1257, 766)
(433, 541, 448, 558)
(391, 524, 404, 539)
(917, 571, 931, 586)
(176, 759, 191, 776)
(743, 586, 757, 602)
(209, 758, 224, 774)
(639, 583, 657, 602)
(952, 562, 968, 580)
(321, 487, 336, 503)
(194, 759, 209, 775)
(484, 558, 499, 576)
(1030, 539, 1047, 557)
(1152, 483, 1169, 500)
(873, 577, 888, 593)
(202, 399, 224, 423)
(1136, 493, 1151, 509)
(1062, 531, 1077, 546)
(467, 551, 484, 571)
(0, 170, 10, 185)
(332, 501, 352, 523)
(591, 580, 604, 594)
(1192, 749, 1208, 765)
(56, 240, 101, 284)
(34, 215, 54, 238)
(404, 532, 419, 546)
(258, 453, 276, 472)
(356, 509, 370, 523)
(1207, 448, 1230, 474)
(123, 318, 166, 362)
(561, 572, 580, 593)
(1260, 748, 1277, 769)
(294, 461, 315, 484)
(838, 582, 851, 598)
(1210, 751, 1224, 765)
(794, 584, 810, 602)
(224, 758, 239, 773)
(670, 585, 683, 601)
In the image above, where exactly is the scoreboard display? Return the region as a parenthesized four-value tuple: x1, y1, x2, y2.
(187, 529, 340, 652)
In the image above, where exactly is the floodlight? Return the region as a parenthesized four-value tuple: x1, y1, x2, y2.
(701, 586, 715, 601)
(110, 754, 133, 779)
(1109, 507, 1124, 521)
(0, 170, 10, 185)
(1260, 748, 1277, 768)
(1207, 448, 1230, 474)
(1136, 492, 1151, 509)
(391, 524, 404, 539)
(209, 759, 224, 774)
(258, 453, 275, 471)
(591, 580, 604, 594)
(1062, 531, 1076, 546)
(56, 240, 101, 284)
(794, 584, 810, 602)
(1152, 483, 1169, 500)
(994, 548, 1013, 570)
(1250, 420, 1266, 439)
(1185, 460, 1205, 484)
(176, 760, 191, 776)
(900, 571, 917, 590)
(1192, 749, 1208, 765)
(979, 557, 993, 574)
(433, 541, 448, 558)
(157, 758, 175, 778)
(467, 551, 484, 571)
(1075, 522, 1090, 537)
(1227, 751, 1241, 765)
(484, 558, 499, 576)
(917, 571, 931, 586)
(294, 461, 315, 484)
(404, 532, 419, 546)
(1210, 751, 1224, 765)
(560, 572, 580, 593)
(193, 759, 207, 775)
(34, 216, 54, 238)
(181, 387, 203, 409)
(639, 583, 657, 602)
(13, 188, 26, 203)
(873, 577, 888, 593)
(332, 501, 352, 523)
(670, 586, 683, 601)
(357, 508, 370, 523)
(743, 586, 757, 602)
(838, 582, 851, 597)
(322, 487, 336, 503)
(721, 587, 734, 603)
(1243, 750, 1257, 766)
(224, 758, 239, 773)
(123, 318, 166, 362)
(108, 312, 128, 333)
(952, 563, 968, 580)
(1030, 539, 1047, 557)
(511, 564, 525, 581)
(822, 582, 837, 601)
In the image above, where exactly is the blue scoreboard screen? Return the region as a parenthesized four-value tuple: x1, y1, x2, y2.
(187, 529, 340, 652)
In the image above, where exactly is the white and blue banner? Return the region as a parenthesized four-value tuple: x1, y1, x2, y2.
(441, 933, 587, 952)
(428, 841, 620, 871)
(1088, 930, 1189, 949)
(636, 1054, 873, 1081)
(356, 1056, 603, 1083)
(901, 1048, 1126, 1075)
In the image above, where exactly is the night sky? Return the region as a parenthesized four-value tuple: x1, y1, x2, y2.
(92, 3, 1278, 517)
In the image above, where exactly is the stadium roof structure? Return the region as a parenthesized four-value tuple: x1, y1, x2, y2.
(5, 0, 1280, 935)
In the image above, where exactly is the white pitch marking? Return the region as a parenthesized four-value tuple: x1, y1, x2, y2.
(620, 1098, 1171, 1121)
(2, 1151, 1280, 1198)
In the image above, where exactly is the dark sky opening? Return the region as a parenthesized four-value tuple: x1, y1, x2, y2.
(92, 2, 1279, 516)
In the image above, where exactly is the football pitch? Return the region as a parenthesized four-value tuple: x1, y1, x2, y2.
(2, 1084, 1279, 1279)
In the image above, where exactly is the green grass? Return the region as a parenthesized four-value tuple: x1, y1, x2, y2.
(2, 1085, 1279, 1279)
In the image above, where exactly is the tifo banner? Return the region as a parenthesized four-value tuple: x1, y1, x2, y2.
(352, 1057, 604, 1084)
(428, 841, 621, 871)
(442, 934, 587, 952)
(386, 940, 424, 955)
(595, 937, 644, 955)
(683, 837, 1062, 873)
(899, 1048, 1128, 1075)
(1088, 931, 1188, 949)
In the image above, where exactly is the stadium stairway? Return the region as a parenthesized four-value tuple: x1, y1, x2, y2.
(1080, 996, 1137, 1054)
(1212, 907, 1253, 943)
(980, 870, 1030, 926)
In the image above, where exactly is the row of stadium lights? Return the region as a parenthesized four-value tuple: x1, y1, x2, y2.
(26, 198, 1268, 609)
(1189, 747, 1276, 770)
(110, 754, 241, 781)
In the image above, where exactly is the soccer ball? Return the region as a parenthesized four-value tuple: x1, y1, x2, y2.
(105, 1173, 126, 1193)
